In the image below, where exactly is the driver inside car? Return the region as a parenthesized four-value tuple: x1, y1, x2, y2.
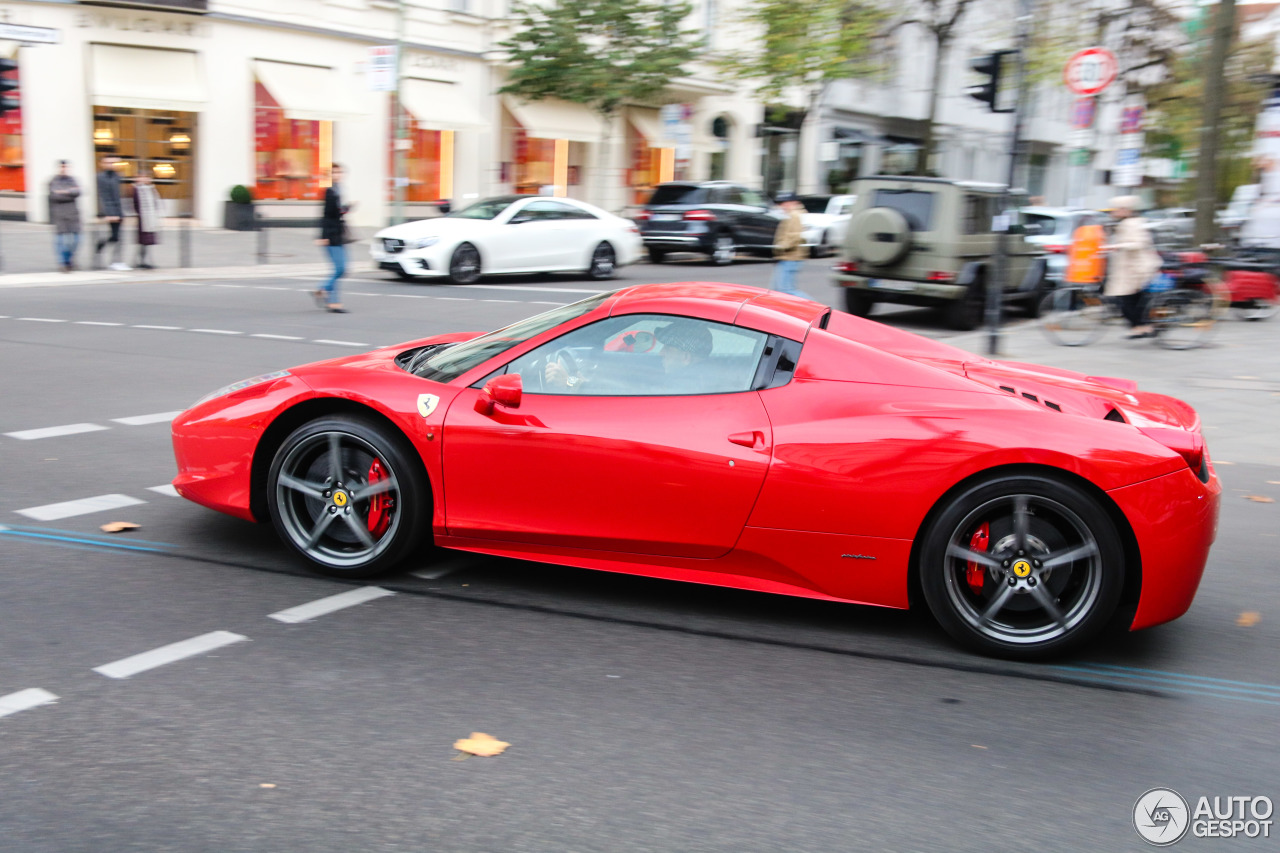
(543, 319, 713, 392)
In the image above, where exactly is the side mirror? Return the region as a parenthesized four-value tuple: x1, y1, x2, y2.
(509, 214, 532, 225)
(475, 373, 523, 415)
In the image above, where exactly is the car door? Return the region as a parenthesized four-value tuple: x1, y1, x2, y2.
(736, 187, 782, 248)
(488, 200, 577, 271)
(440, 313, 775, 559)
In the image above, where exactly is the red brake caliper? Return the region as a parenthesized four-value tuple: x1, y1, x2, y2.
(366, 459, 392, 539)
(966, 522, 990, 594)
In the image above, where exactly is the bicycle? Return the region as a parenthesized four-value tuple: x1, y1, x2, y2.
(1039, 254, 1229, 349)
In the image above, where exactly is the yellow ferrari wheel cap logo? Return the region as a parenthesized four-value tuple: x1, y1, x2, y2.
(417, 393, 439, 418)
(333, 491, 349, 507)
(1012, 560, 1032, 578)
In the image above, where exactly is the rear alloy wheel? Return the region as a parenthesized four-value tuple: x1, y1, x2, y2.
(844, 288, 875, 317)
(267, 416, 427, 578)
(708, 233, 736, 266)
(587, 242, 616, 280)
(448, 242, 482, 284)
(946, 278, 986, 331)
(920, 475, 1124, 659)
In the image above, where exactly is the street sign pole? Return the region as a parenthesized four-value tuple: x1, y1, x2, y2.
(987, 0, 1035, 356)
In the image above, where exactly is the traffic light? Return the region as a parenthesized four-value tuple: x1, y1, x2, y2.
(967, 50, 1017, 113)
(0, 58, 18, 117)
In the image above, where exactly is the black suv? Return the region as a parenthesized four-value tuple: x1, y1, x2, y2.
(636, 181, 783, 265)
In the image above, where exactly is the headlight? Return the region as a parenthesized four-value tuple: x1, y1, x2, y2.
(406, 236, 440, 250)
(194, 370, 291, 406)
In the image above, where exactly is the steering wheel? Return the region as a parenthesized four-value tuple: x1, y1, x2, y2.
(553, 347, 581, 382)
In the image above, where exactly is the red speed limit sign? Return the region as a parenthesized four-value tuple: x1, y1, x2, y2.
(1064, 47, 1117, 96)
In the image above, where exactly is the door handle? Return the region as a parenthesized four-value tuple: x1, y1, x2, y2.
(728, 430, 766, 450)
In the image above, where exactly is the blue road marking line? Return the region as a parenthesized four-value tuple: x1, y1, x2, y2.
(0, 528, 173, 554)
(3, 524, 176, 549)
(1067, 662, 1280, 691)
(1053, 665, 1280, 705)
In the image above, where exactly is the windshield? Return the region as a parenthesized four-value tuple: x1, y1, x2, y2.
(647, 185, 708, 206)
(448, 198, 518, 220)
(412, 292, 613, 382)
(800, 197, 830, 214)
(1024, 213, 1069, 236)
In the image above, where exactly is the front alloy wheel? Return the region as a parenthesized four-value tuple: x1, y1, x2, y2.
(708, 233, 735, 266)
(267, 416, 427, 577)
(588, 242, 616, 280)
(449, 243, 482, 284)
(920, 475, 1124, 658)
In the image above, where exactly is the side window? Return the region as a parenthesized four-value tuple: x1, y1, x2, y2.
(962, 195, 982, 235)
(739, 188, 766, 208)
(560, 203, 598, 220)
(721, 187, 745, 205)
(503, 314, 769, 397)
(520, 201, 564, 221)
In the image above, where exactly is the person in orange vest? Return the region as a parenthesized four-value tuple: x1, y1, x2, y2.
(1064, 212, 1107, 286)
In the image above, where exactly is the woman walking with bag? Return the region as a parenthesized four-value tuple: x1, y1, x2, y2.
(1102, 195, 1162, 338)
(132, 174, 161, 269)
(314, 163, 354, 313)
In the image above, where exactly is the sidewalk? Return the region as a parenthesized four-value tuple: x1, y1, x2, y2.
(0, 219, 376, 280)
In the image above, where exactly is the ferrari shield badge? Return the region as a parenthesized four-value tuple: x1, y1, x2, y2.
(417, 393, 439, 418)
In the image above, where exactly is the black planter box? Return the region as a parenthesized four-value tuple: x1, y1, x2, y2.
(223, 201, 258, 231)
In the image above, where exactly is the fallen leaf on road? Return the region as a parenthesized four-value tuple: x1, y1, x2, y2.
(1267, 481, 1280, 486)
(259, 783, 277, 789)
(1237, 612, 1261, 627)
(454, 732, 510, 757)
(1216, 460, 1235, 465)
(1245, 495, 1276, 503)
(971, 745, 988, 750)
(100, 521, 140, 533)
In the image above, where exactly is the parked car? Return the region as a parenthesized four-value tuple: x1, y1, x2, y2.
(833, 176, 1050, 329)
(370, 195, 643, 284)
(798, 193, 856, 257)
(1218, 184, 1259, 244)
(1145, 207, 1196, 248)
(635, 181, 784, 265)
(172, 282, 1219, 659)
(1020, 207, 1098, 283)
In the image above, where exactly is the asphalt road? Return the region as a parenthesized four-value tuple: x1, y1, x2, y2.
(1, 256, 1277, 852)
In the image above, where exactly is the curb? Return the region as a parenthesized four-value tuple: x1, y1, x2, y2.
(0, 262, 345, 289)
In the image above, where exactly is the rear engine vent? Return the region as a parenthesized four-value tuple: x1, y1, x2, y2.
(1044, 401, 1062, 412)
(1021, 392, 1039, 402)
(1104, 408, 1127, 423)
(999, 385, 1016, 394)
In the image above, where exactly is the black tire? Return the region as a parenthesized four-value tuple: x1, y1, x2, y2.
(448, 242, 482, 284)
(647, 247, 667, 264)
(919, 474, 1125, 659)
(395, 268, 417, 282)
(947, 277, 985, 331)
(706, 232, 736, 266)
(267, 415, 429, 578)
(587, 242, 617, 281)
(1025, 274, 1050, 318)
(844, 288, 874, 317)
(811, 230, 832, 259)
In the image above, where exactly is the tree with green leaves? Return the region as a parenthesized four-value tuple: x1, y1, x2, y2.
(499, 0, 701, 207)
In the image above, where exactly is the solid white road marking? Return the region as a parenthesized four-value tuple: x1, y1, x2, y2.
(5, 423, 109, 441)
(312, 339, 368, 348)
(75, 320, 124, 326)
(133, 324, 182, 330)
(251, 333, 304, 341)
(0, 688, 58, 719)
(18, 317, 68, 323)
(482, 299, 519, 303)
(455, 284, 605, 294)
(93, 631, 248, 679)
(16, 493, 146, 521)
(148, 484, 180, 497)
(268, 586, 395, 624)
(112, 411, 182, 426)
(190, 328, 243, 335)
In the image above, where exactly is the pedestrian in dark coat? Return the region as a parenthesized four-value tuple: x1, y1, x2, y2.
(48, 159, 82, 272)
(93, 155, 129, 270)
(132, 174, 161, 269)
(314, 163, 354, 312)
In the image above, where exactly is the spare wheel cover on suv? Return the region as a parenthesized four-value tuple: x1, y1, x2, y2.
(850, 207, 911, 266)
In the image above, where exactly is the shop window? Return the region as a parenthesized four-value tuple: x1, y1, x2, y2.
(708, 115, 730, 181)
(253, 81, 330, 201)
(92, 107, 196, 215)
(513, 128, 556, 195)
(628, 123, 672, 205)
(389, 102, 443, 202)
(0, 60, 22, 193)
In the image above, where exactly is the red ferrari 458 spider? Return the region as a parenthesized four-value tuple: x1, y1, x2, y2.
(172, 283, 1219, 658)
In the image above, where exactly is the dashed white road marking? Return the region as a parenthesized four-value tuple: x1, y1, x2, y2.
(388, 293, 425, 299)
(0, 688, 58, 719)
(112, 411, 182, 426)
(312, 339, 368, 348)
(133, 324, 182, 330)
(16, 493, 146, 521)
(268, 586, 395, 624)
(75, 320, 124, 326)
(93, 631, 248, 679)
(18, 317, 67, 323)
(190, 328, 243, 335)
(148, 484, 180, 497)
(482, 299, 520, 303)
(531, 301, 568, 306)
(211, 283, 246, 288)
(251, 333, 304, 341)
(5, 423, 110, 441)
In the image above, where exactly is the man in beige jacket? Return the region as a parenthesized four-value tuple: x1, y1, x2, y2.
(1103, 195, 1163, 338)
(770, 192, 814, 300)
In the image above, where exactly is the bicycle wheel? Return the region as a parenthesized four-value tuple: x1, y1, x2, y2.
(1149, 289, 1217, 350)
(1038, 288, 1108, 347)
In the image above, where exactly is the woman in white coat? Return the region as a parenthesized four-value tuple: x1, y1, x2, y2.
(1103, 195, 1163, 338)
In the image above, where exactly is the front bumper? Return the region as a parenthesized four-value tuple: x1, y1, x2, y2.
(370, 245, 449, 278)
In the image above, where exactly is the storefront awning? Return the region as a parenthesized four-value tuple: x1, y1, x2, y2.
(627, 108, 672, 148)
(91, 45, 205, 112)
(254, 60, 366, 122)
(401, 79, 487, 132)
(503, 96, 604, 143)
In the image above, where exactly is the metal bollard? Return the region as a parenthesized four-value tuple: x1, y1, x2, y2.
(179, 213, 191, 269)
(256, 212, 267, 264)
